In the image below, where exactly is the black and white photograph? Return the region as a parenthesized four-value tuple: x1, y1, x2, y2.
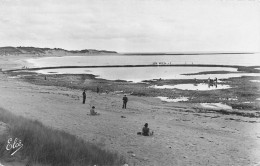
(0, 0, 260, 165)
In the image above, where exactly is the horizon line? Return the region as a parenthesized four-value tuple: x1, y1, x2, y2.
(0, 46, 258, 55)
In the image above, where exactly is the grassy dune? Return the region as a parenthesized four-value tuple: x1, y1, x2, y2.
(0, 108, 124, 166)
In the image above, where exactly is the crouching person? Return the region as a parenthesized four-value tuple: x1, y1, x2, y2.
(137, 123, 153, 136)
(90, 106, 99, 115)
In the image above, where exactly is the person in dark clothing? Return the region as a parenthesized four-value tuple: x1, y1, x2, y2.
(142, 123, 150, 136)
(122, 95, 128, 109)
(97, 87, 99, 93)
(214, 77, 218, 83)
(82, 90, 86, 104)
(138, 123, 153, 136)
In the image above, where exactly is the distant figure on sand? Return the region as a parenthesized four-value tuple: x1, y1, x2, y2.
(82, 90, 86, 104)
(97, 87, 99, 94)
(90, 106, 99, 115)
(122, 95, 128, 109)
(214, 77, 218, 83)
(194, 78, 198, 85)
(137, 123, 153, 136)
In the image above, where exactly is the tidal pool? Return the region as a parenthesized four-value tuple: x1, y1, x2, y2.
(201, 103, 232, 110)
(26, 53, 260, 82)
(250, 80, 260, 83)
(34, 66, 240, 83)
(157, 96, 189, 102)
(151, 83, 231, 91)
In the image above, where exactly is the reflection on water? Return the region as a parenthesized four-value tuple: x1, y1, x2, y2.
(201, 103, 232, 110)
(151, 83, 231, 91)
(157, 96, 189, 102)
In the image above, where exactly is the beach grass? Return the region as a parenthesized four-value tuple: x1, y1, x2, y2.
(0, 107, 125, 166)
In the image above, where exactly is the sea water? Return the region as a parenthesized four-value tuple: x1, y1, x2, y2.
(27, 53, 260, 82)
(27, 53, 260, 67)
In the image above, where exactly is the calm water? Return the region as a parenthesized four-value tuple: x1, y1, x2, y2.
(157, 96, 189, 102)
(27, 53, 260, 67)
(35, 67, 260, 82)
(200, 103, 233, 110)
(27, 53, 260, 82)
(150, 83, 231, 91)
(36, 66, 242, 82)
(251, 80, 260, 83)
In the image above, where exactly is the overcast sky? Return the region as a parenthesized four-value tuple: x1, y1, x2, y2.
(0, 0, 259, 52)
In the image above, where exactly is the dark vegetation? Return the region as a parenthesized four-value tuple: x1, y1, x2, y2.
(0, 108, 124, 166)
(0, 46, 117, 56)
(6, 70, 260, 113)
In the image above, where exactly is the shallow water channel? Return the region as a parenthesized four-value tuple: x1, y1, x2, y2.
(150, 83, 231, 91)
(157, 96, 189, 102)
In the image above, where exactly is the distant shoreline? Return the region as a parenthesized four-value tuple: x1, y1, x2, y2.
(122, 52, 256, 55)
(4, 64, 240, 71)
(5, 64, 260, 73)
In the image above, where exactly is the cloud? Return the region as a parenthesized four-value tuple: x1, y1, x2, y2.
(0, 0, 259, 52)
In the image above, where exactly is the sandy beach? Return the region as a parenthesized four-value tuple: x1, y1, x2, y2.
(1, 55, 260, 166)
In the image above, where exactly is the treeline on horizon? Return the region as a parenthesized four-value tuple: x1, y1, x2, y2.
(123, 52, 255, 55)
(0, 46, 117, 55)
(0, 46, 256, 56)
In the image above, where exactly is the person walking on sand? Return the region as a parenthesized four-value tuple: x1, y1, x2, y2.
(97, 87, 99, 94)
(122, 95, 128, 109)
(82, 90, 86, 104)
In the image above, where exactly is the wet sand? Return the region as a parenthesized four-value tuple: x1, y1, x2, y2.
(1, 55, 260, 166)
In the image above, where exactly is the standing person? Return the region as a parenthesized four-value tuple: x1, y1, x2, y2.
(97, 87, 99, 94)
(214, 77, 218, 83)
(82, 90, 86, 104)
(122, 95, 128, 109)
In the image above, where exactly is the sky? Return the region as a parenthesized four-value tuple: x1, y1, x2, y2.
(0, 0, 259, 52)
